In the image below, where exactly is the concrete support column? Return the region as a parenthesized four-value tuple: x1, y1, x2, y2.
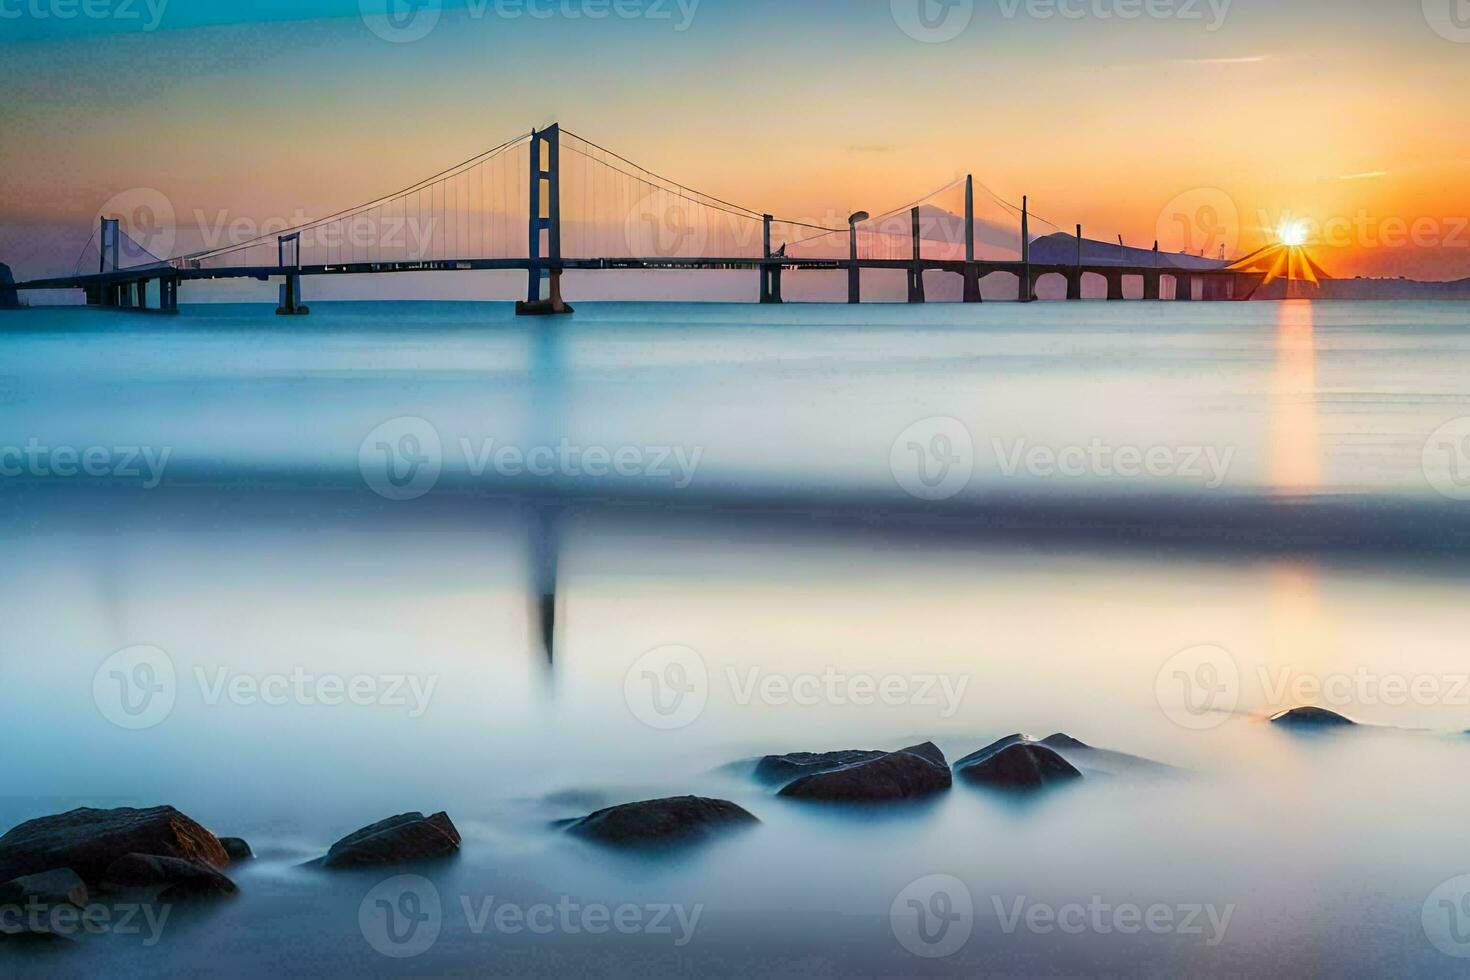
(1143, 272, 1161, 301)
(1066, 271, 1082, 301)
(1106, 272, 1125, 301)
(276, 273, 310, 316)
(1174, 273, 1194, 301)
(963, 266, 982, 303)
(907, 268, 926, 304)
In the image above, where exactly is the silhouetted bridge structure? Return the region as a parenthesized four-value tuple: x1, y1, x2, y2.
(8, 125, 1257, 315)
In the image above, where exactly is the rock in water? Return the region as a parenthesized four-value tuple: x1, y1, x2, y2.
(1039, 733, 1089, 751)
(319, 812, 461, 869)
(0, 807, 230, 888)
(955, 742, 1082, 791)
(567, 797, 758, 849)
(753, 749, 887, 786)
(219, 838, 254, 862)
(0, 868, 89, 908)
(1271, 707, 1356, 728)
(102, 853, 238, 900)
(777, 742, 952, 803)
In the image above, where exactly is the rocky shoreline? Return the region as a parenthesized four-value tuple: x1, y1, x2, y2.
(0, 710, 1360, 940)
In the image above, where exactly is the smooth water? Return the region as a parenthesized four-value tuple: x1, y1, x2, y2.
(3, 300, 1470, 976)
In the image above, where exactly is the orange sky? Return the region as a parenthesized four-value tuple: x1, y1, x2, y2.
(2, 1, 1468, 281)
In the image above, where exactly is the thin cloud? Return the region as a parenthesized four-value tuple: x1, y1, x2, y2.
(1326, 171, 1390, 182)
(1172, 55, 1269, 65)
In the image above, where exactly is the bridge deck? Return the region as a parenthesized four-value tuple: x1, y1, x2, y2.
(15, 256, 1234, 292)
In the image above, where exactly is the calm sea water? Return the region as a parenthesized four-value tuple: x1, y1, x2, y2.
(3, 300, 1470, 976)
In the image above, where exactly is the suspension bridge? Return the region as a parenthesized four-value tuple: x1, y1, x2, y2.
(3, 124, 1260, 315)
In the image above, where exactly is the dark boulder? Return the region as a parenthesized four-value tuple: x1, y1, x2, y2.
(956, 742, 1082, 791)
(219, 838, 253, 862)
(0, 807, 229, 888)
(1271, 707, 1356, 728)
(1039, 733, 1089, 751)
(0, 868, 88, 908)
(102, 853, 237, 900)
(567, 797, 758, 849)
(752, 749, 886, 786)
(778, 742, 952, 803)
(318, 812, 461, 870)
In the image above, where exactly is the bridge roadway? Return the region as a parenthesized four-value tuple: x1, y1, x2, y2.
(12, 254, 1250, 313)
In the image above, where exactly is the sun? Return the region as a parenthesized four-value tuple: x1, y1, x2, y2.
(1277, 220, 1310, 247)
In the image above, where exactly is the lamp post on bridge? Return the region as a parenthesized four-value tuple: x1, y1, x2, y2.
(847, 211, 868, 305)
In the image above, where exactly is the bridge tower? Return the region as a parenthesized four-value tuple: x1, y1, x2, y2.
(1019, 197, 1034, 302)
(276, 232, 309, 316)
(760, 214, 783, 304)
(518, 125, 573, 316)
(962, 176, 981, 303)
(907, 207, 925, 304)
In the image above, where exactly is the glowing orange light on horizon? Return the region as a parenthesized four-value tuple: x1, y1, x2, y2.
(1277, 220, 1310, 248)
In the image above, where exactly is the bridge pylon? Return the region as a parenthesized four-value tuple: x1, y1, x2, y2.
(518, 125, 573, 316)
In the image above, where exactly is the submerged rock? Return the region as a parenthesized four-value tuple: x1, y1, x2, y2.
(1039, 733, 1089, 751)
(1271, 707, 1356, 728)
(956, 742, 1082, 791)
(319, 812, 461, 870)
(0, 807, 230, 889)
(777, 742, 952, 803)
(219, 838, 253, 862)
(0, 868, 89, 908)
(567, 797, 758, 849)
(102, 853, 238, 900)
(752, 749, 886, 786)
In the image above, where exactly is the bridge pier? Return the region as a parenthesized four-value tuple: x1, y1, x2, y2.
(276, 273, 310, 316)
(1106, 271, 1125, 301)
(962, 266, 982, 303)
(908, 207, 925, 304)
(760, 263, 784, 304)
(1065, 271, 1082, 301)
(1, 263, 19, 309)
(1173, 272, 1194, 301)
(907, 268, 925, 304)
(1143, 272, 1161, 301)
(1201, 276, 1228, 301)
